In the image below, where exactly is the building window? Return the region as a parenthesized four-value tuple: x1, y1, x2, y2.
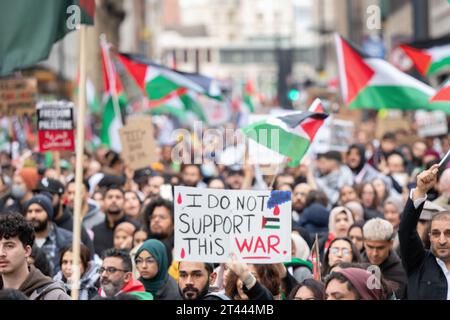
(206, 49, 211, 63)
(183, 49, 188, 63)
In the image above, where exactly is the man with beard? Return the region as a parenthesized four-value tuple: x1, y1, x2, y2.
(291, 183, 312, 225)
(34, 178, 95, 257)
(98, 248, 152, 300)
(0, 212, 70, 300)
(178, 261, 229, 300)
(24, 194, 72, 275)
(180, 164, 206, 188)
(92, 187, 137, 256)
(399, 164, 450, 299)
(142, 197, 174, 264)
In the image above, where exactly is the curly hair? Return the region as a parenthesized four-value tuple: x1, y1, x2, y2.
(141, 197, 174, 234)
(0, 212, 35, 247)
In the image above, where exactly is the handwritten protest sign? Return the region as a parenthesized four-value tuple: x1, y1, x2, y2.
(119, 116, 158, 170)
(174, 186, 292, 264)
(37, 101, 75, 152)
(0, 78, 37, 116)
(415, 110, 448, 137)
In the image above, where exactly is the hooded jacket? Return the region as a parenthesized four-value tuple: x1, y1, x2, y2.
(362, 250, 407, 299)
(12, 265, 71, 300)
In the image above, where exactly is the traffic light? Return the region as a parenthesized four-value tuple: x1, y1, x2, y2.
(287, 87, 300, 101)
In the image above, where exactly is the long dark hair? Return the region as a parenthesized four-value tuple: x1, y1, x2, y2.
(288, 278, 326, 300)
(322, 237, 361, 276)
(59, 244, 91, 276)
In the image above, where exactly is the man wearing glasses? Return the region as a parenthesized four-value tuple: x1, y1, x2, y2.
(399, 164, 450, 300)
(98, 248, 153, 300)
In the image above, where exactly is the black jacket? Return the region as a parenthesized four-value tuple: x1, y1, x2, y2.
(53, 207, 95, 258)
(362, 250, 407, 299)
(155, 276, 182, 300)
(399, 198, 448, 300)
(92, 214, 135, 256)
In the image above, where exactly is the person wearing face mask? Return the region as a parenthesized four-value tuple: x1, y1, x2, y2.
(3, 168, 40, 214)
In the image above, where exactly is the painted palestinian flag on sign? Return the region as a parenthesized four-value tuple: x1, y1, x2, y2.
(241, 98, 328, 167)
(335, 34, 435, 111)
(398, 35, 450, 76)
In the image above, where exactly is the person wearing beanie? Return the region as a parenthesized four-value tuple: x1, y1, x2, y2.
(23, 194, 73, 276)
(325, 267, 385, 300)
(134, 239, 181, 300)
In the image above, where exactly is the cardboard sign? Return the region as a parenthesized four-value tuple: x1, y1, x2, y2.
(309, 116, 355, 154)
(119, 116, 158, 170)
(37, 101, 75, 152)
(415, 110, 448, 137)
(0, 78, 37, 116)
(174, 186, 292, 264)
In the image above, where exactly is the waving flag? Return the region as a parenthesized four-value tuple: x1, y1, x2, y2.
(399, 35, 450, 76)
(241, 99, 328, 167)
(100, 40, 126, 151)
(0, 0, 95, 76)
(335, 34, 435, 111)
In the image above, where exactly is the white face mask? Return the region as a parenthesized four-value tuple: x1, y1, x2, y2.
(11, 185, 27, 199)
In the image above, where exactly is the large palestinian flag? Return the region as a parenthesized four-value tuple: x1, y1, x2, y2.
(241, 98, 328, 167)
(114, 52, 207, 121)
(335, 34, 435, 111)
(399, 35, 450, 76)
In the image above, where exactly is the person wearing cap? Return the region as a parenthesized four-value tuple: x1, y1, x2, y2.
(325, 267, 385, 300)
(399, 164, 450, 300)
(362, 218, 407, 299)
(313, 151, 353, 206)
(35, 178, 95, 259)
(23, 194, 73, 275)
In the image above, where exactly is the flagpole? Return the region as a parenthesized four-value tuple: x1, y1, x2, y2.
(100, 34, 123, 125)
(71, 25, 88, 300)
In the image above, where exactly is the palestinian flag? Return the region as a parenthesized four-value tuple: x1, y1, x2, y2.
(262, 217, 280, 229)
(241, 98, 328, 167)
(0, 0, 95, 76)
(100, 41, 126, 152)
(335, 34, 435, 111)
(243, 80, 256, 113)
(115, 52, 207, 121)
(121, 53, 223, 101)
(398, 35, 450, 76)
(428, 79, 450, 114)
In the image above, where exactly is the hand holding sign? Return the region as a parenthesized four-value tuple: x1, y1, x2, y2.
(226, 253, 256, 290)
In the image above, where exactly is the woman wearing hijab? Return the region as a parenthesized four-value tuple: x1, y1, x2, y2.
(134, 239, 181, 300)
